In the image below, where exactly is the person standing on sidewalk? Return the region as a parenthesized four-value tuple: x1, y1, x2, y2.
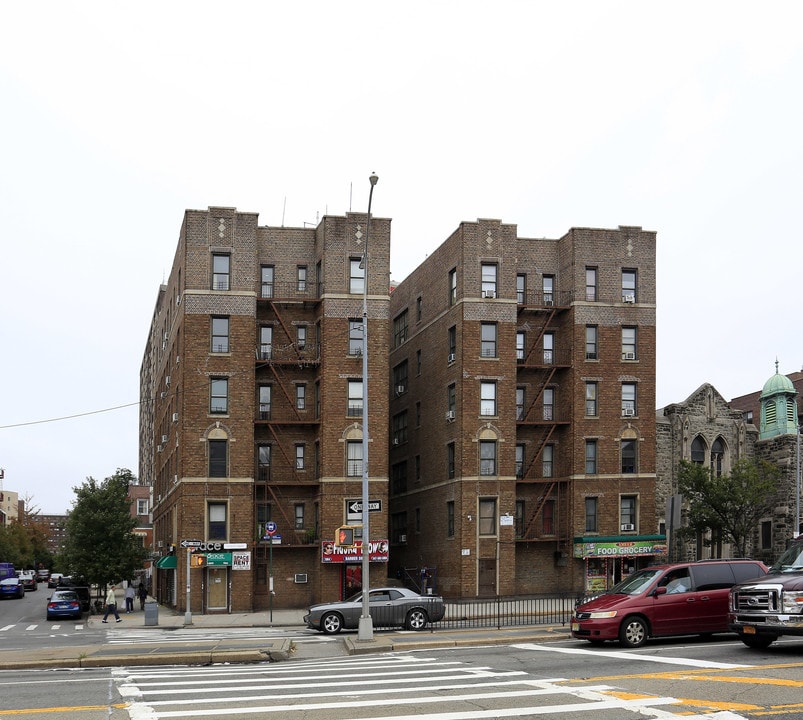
(137, 582, 148, 611)
(102, 584, 122, 623)
(124, 583, 135, 613)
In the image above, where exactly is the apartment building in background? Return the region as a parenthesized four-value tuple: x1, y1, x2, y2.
(140, 206, 391, 613)
(387, 220, 659, 597)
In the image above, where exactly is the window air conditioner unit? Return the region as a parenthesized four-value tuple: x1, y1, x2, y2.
(164, 332, 169, 342)
(172, 413, 179, 422)
(396, 385, 405, 395)
(624, 352, 636, 360)
(393, 438, 400, 445)
(165, 375, 171, 386)
(445, 410, 455, 421)
(157, 540, 163, 548)
(621, 523, 635, 531)
(482, 290, 496, 299)
(161, 434, 168, 443)
(623, 295, 635, 303)
(176, 294, 181, 306)
(156, 444, 163, 453)
(447, 353, 456, 364)
(398, 534, 407, 543)
(622, 408, 635, 417)
(294, 573, 308, 584)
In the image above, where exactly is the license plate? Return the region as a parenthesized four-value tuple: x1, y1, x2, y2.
(743, 625, 756, 635)
(571, 622, 580, 632)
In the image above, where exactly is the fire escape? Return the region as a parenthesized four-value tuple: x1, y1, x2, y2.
(515, 288, 572, 550)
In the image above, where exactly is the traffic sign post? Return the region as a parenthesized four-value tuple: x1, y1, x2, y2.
(265, 522, 277, 622)
(182, 540, 202, 625)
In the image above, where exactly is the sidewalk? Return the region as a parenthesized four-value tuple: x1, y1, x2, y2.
(1, 602, 571, 670)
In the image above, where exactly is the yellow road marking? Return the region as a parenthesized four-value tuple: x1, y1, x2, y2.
(602, 690, 760, 713)
(0, 704, 128, 716)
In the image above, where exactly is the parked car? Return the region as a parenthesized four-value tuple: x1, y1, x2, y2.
(37, 568, 50, 583)
(47, 572, 63, 589)
(46, 590, 83, 620)
(572, 559, 768, 648)
(0, 577, 25, 599)
(304, 587, 446, 634)
(56, 577, 91, 612)
(18, 571, 37, 592)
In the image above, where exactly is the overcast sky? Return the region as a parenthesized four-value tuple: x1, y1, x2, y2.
(2, 2, 802, 514)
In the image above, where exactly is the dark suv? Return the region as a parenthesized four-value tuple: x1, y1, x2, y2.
(573, 559, 768, 647)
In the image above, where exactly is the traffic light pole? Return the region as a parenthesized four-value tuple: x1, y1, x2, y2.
(184, 548, 193, 625)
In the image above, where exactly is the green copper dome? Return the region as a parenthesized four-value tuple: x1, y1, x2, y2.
(760, 369, 796, 398)
(759, 360, 799, 439)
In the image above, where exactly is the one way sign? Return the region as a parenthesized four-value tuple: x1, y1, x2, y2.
(346, 499, 382, 521)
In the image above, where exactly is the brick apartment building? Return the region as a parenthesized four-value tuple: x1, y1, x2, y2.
(387, 220, 659, 598)
(140, 206, 391, 613)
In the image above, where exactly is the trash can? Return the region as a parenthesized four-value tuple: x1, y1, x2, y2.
(144, 600, 158, 626)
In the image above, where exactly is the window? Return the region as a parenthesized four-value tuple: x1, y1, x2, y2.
(516, 386, 526, 420)
(622, 269, 637, 303)
(349, 319, 362, 355)
(347, 440, 363, 477)
(543, 387, 554, 420)
(480, 381, 497, 416)
(416, 349, 422, 375)
(711, 437, 725, 477)
(393, 360, 408, 393)
(447, 383, 456, 415)
(391, 512, 408, 544)
(258, 385, 272, 420)
(542, 443, 554, 478)
(294, 504, 305, 531)
(585, 439, 597, 474)
(448, 326, 456, 359)
(585, 382, 598, 417)
(212, 254, 230, 291)
(210, 378, 228, 414)
(137, 499, 148, 516)
(391, 461, 407, 495)
(392, 411, 408, 446)
(480, 440, 496, 476)
(209, 439, 227, 477)
(297, 265, 307, 292)
(621, 439, 637, 473)
(515, 444, 525, 478)
(622, 383, 637, 416)
(585, 267, 597, 301)
(691, 436, 706, 464)
(415, 455, 421, 481)
(621, 495, 637, 530)
(257, 444, 271, 482)
(393, 310, 408, 348)
(543, 332, 554, 364)
(448, 268, 457, 306)
(761, 520, 772, 550)
(350, 258, 365, 294)
(261, 265, 274, 298)
(296, 383, 306, 410)
(208, 502, 227, 540)
(481, 263, 497, 298)
(416, 296, 422, 322)
(447, 501, 455, 537)
(295, 444, 305, 470)
(516, 274, 526, 304)
(447, 442, 455, 479)
(622, 326, 637, 360)
(515, 500, 525, 538)
(586, 325, 598, 360)
(585, 497, 598, 533)
(480, 323, 497, 357)
(296, 325, 307, 350)
(415, 507, 421, 533)
(516, 332, 526, 362)
(479, 498, 497, 535)
(543, 274, 554, 305)
(259, 326, 273, 360)
(211, 316, 229, 353)
(347, 380, 363, 416)
(542, 499, 555, 535)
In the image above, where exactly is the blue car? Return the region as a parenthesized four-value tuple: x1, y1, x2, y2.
(46, 590, 83, 620)
(0, 577, 24, 599)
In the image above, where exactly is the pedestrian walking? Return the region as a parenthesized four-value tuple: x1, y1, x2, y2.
(137, 582, 148, 611)
(102, 584, 122, 623)
(124, 583, 135, 613)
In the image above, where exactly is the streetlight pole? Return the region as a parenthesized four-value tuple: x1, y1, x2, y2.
(358, 172, 378, 642)
(796, 424, 801, 539)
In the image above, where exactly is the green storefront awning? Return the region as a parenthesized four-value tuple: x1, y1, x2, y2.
(155, 554, 177, 569)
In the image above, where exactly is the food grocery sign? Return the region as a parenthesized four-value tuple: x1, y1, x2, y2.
(321, 539, 389, 563)
(574, 539, 668, 558)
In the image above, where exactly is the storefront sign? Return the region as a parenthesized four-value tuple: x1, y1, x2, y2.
(574, 539, 667, 559)
(321, 539, 389, 564)
(205, 552, 232, 567)
(232, 552, 251, 570)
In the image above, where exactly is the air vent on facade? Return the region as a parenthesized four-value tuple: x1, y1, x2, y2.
(294, 573, 308, 584)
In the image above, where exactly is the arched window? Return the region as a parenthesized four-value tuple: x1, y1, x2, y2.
(691, 436, 707, 465)
(711, 437, 725, 477)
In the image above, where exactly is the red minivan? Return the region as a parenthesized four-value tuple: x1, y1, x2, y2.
(572, 559, 768, 647)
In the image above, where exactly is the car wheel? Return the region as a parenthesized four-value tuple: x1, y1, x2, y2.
(740, 634, 774, 650)
(405, 608, 428, 631)
(618, 615, 648, 648)
(321, 612, 343, 634)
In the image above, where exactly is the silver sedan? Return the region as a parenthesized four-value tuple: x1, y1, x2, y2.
(304, 587, 446, 634)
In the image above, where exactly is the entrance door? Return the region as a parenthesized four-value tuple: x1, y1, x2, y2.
(478, 558, 497, 597)
(206, 567, 228, 611)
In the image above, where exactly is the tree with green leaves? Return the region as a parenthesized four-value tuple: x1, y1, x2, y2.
(677, 458, 780, 558)
(62, 468, 149, 593)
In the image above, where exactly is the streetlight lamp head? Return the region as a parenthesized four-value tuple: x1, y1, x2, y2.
(369, 173, 379, 187)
